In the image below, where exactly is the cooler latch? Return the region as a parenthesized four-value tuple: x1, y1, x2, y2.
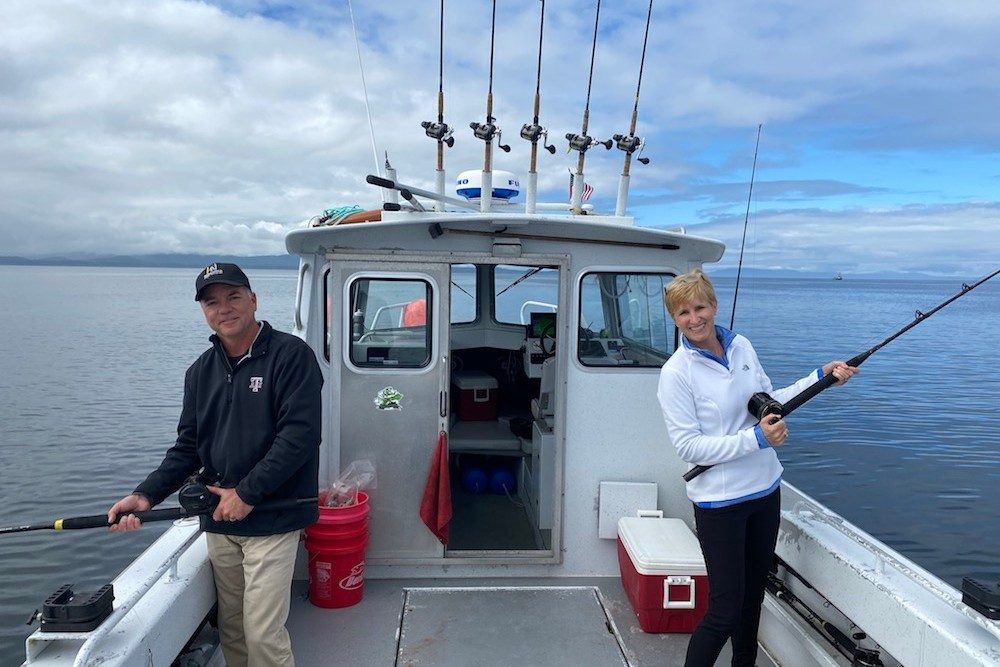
(663, 575, 696, 609)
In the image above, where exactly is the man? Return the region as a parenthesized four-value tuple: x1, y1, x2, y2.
(108, 262, 323, 667)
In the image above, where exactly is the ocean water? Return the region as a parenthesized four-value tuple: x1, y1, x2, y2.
(0, 265, 998, 664)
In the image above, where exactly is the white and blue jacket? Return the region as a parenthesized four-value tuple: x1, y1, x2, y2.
(657, 326, 821, 507)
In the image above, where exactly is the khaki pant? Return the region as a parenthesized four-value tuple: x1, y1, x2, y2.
(206, 531, 301, 667)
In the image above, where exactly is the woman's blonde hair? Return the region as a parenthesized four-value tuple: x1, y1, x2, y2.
(663, 268, 717, 317)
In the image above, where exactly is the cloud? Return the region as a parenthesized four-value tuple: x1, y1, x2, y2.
(664, 202, 1000, 277)
(0, 0, 998, 270)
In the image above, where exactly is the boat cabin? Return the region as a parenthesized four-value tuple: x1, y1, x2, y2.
(286, 210, 724, 574)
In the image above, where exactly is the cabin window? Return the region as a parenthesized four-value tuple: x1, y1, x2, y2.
(578, 272, 677, 368)
(493, 264, 558, 325)
(451, 263, 477, 324)
(348, 277, 432, 368)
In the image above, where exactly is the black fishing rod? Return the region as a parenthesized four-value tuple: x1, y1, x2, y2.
(684, 266, 1000, 482)
(1, 482, 317, 535)
(470, 0, 511, 214)
(766, 565, 884, 666)
(421, 0, 455, 207)
(613, 0, 654, 217)
(567, 0, 613, 213)
(729, 123, 762, 329)
(520, 0, 555, 214)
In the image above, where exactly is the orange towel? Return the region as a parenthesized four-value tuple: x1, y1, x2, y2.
(419, 431, 452, 544)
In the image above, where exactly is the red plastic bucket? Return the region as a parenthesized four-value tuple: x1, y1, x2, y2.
(305, 492, 370, 608)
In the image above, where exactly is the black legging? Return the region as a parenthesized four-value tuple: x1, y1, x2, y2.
(684, 487, 780, 667)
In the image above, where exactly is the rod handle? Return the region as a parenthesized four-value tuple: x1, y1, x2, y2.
(781, 351, 870, 416)
(61, 508, 186, 530)
(366, 174, 396, 189)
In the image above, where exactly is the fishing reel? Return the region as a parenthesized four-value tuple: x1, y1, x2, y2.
(613, 133, 651, 165)
(748, 392, 784, 421)
(421, 120, 455, 147)
(177, 471, 222, 515)
(520, 123, 557, 154)
(470, 117, 511, 152)
(565, 132, 613, 153)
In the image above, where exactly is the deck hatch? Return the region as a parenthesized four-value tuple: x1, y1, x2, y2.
(396, 586, 630, 666)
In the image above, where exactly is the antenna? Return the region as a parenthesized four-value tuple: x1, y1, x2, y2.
(613, 0, 654, 217)
(420, 0, 454, 210)
(730, 123, 762, 329)
(347, 0, 382, 196)
(567, 0, 612, 213)
(470, 0, 510, 214)
(520, 0, 555, 214)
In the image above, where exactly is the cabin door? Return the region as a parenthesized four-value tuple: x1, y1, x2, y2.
(333, 260, 450, 560)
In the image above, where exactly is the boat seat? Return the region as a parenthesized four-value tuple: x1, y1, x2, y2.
(449, 419, 526, 454)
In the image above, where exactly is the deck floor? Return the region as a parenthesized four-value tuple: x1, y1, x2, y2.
(285, 576, 774, 666)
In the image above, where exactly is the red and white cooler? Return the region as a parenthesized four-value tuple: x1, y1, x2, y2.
(452, 370, 499, 421)
(617, 516, 709, 633)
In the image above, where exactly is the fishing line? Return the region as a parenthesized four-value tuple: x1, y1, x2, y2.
(684, 266, 1000, 482)
(730, 123, 762, 329)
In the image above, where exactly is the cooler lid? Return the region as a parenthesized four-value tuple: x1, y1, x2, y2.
(452, 370, 499, 390)
(617, 517, 706, 576)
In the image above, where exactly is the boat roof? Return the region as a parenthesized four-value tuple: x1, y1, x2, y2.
(286, 210, 725, 262)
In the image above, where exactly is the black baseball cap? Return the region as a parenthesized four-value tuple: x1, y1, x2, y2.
(195, 262, 252, 301)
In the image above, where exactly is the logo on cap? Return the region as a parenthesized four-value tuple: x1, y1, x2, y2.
(203, 263, 224, 279)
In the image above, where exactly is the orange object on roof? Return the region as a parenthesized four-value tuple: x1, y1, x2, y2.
(338, 209, 382, 225)
(402, 298, 427, 327)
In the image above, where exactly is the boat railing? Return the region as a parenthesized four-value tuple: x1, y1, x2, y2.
(68, 520, 203, 667)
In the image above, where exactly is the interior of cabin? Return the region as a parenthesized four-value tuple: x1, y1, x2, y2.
(342, 260, 677, 559)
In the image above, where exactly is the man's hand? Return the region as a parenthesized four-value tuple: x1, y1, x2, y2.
(107, 493, 151, 533)
(208, 486, 254, 523)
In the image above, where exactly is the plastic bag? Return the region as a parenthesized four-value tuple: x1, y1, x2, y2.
(323, 460, 377, 507)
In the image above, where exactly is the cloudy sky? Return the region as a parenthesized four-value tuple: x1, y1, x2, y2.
(2, 0, 998, 276)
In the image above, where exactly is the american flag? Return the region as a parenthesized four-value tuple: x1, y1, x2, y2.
(568, 171, 594, 202)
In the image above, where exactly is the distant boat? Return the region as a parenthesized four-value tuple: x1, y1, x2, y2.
(834, 272, 843, 280)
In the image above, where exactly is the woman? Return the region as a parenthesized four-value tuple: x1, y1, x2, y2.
(657, 269, 856, 667)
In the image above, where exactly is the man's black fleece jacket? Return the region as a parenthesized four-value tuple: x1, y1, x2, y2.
(136, 321, 323, 536)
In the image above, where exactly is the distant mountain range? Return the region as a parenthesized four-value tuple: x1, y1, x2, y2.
(0, 253, 298, 269)
(0, 253, 955, 281)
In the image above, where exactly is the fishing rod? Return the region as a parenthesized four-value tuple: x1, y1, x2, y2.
(520, 0, 556, 215)
(421, 0, 455, 210)
(470, 0, 511, 214)
(612, 0, 654, 217)
(684, 266, 1000, 482)
(567, 0, 613, 213)
(1, 481, 317, 535)
(729, 123, 762, 329)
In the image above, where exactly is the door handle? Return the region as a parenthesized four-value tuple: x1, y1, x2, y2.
(439, 390, 448, 418)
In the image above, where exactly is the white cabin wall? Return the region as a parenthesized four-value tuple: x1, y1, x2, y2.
(559, 366, 694, 576)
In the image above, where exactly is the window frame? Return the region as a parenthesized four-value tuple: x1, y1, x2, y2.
(576, 269, 678, 369)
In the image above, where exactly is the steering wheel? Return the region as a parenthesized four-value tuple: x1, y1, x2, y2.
(539, 321, 556, 358)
